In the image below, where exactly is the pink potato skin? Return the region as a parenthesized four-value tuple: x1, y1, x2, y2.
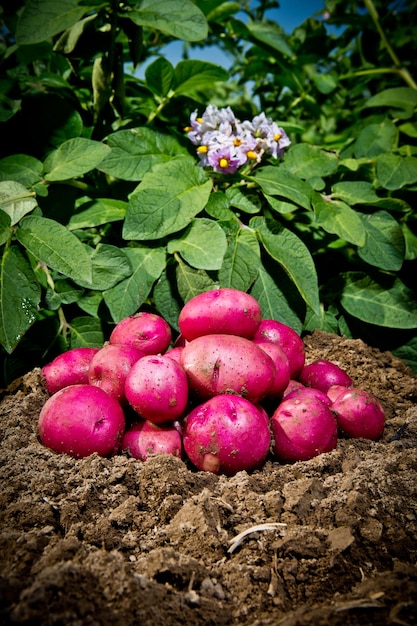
(122, 420, 183, 461)
(178, 288, 262, 341)
(42, 347, 100, 394)
(284, 386, 332, 406)
(298, 359, 353, 393)
(109, 312, 172, 355)
(164, 346, 184, 364)
(180, 334, 275, 403)
(253, 319, 305, 378)
(330, 388, 385, 440)
(182, 395, 271, 475)
(38, 384, 125, 458)
(253, 340, 291, 398)
(125, 355, 189, 424)
(271, 396, 338, 462)
(327, 384, 351, 403)
(88, 343, 144, 403)
(282, 379, 305, 398)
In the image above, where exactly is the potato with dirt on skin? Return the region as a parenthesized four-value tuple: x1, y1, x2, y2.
(38, 384, 125, 458)
(180, 333, 276, 404)
(183, 395, 271, 475)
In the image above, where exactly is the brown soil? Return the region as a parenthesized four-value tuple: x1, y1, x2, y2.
(1, 330, 416, 626)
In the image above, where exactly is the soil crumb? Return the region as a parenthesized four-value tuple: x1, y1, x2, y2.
(1, 330, 416, 626)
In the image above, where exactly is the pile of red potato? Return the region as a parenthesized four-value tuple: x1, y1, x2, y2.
(39, 288, 385, 475)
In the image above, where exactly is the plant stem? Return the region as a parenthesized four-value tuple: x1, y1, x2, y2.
(363, 0, 417, 89)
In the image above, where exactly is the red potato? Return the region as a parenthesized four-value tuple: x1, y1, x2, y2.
(284, 386, 332, 406)
(109, 312, 172, 355)
(183, 395, 271, 475)
(125, 355, 189, 423)
(253, 340, 291, 398)
(327, 384, 351, 403)
(271, 396, 338, 462)
(42, 347, 99, 394)
(253, 319, 305, 378)
(122, 420, 183, 461)
(178, 288, 262, 341)
(180, 333, 275, 403)
(88, 343, 144, 403)
(164, 346, 184, 364)
(282, 379, 305, 398)
(298, 359, 353, 393)
(38, 384, 125, 458)
(330, 388, 385, 440)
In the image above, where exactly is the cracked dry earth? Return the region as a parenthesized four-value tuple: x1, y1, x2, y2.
(0, 330, 416, 626)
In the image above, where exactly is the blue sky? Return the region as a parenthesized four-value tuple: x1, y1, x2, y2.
(133, 0, 326, 78)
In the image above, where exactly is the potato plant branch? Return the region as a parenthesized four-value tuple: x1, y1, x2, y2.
(363, 0, 417, 89)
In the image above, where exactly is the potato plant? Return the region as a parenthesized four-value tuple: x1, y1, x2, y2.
(0, 0, 416, 387)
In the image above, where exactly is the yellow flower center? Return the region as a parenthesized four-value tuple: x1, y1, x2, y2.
(197, 145, 208, 154)
(184, 126, 192, 132)
(197, 117, 203, 123)
(219, 158, 229, 168)
(274, 133, 282, 141)
(234, 138, 243, 146)
(247, 150, 258, 160)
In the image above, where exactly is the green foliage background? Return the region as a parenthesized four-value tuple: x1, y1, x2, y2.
(0, 0, 416, 384)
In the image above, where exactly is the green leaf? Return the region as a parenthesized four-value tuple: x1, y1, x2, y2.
(0, 155, 43, 186)
(252, 217, 321, 316)
(167, 218, 227, 270)
(312, 72, 338, 94)
(15, 0, 91, 45)
(246, 22, 294, 57)
(175, 257, 217, 303)
(68, 198, 126, 230)
(283, 144, 339, 179)
(303, 305, 340, 334)
(76, 244, 133, 290)
(402, 222, 417, 261)
(129, 0, 208, 41)
(357, 211, 405, 271)
(251, 166, 312, 210)
(376, 154, 417, 190)
(363, 87, 417, 120)
(331, 181, 380, 205)
(123, 158, 212, 240)
(0, 211, 11, 247)
(77, 291, 103, 318)
(341, 272, 417, 329)
(0, 181, 38, 225)
(225, 187, 261, 214)
(264, 196, 300, 215)
(218, 226, 260, 292)
(204, 191, 234, 221)
(174, 60, 229, 95)
(250, 267, 304, 334)
(99, 127, 187, 181)
(69, 316, 104, 349)
(145, 57, 175, 97)
(392, 335, 417, 373)
(103, 246, 167, 322)
(0, 246, 41, 353)
(44, 137, 111, 181)
(15, 215, 93, 283)
(353, 120, 398, 158)
(153, 269, 182, 332)
(313, 195, 366, 246)
(53, 13, 97, 54)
